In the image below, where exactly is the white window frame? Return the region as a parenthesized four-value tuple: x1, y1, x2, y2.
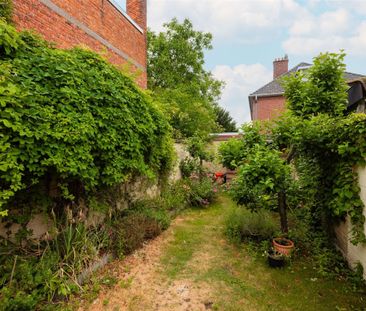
(108, 0, 143, 33)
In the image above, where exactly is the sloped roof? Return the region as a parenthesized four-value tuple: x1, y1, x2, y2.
(249, 63, 365, 98)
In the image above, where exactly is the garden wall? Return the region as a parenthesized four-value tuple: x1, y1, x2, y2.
(0, 176, 159, 242)
(334, 165, 366, 280)
(0, 143, 186, 242)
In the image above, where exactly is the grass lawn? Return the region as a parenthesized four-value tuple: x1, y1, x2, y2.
(160, 195, 366, 311)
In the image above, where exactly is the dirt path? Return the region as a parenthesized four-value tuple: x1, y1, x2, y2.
(78, 196, 365, 311)
(82, 209, 220, 311)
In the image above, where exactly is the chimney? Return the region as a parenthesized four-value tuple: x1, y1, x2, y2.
(273, 55, 289, 79)
(127, 0, 147, 31)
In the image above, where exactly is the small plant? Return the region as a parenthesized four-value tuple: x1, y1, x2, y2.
(186, 177, 216, 207)
(225, 208, 277, 244)
(179, 157, 201, 178)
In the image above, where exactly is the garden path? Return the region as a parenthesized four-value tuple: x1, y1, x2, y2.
(78, 196, 365, 311)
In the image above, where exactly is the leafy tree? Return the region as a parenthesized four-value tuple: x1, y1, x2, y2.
(219, 122, 265, 170)
(225, 124, 292, 233)
(275, 52, 365, 243)
(148, 18, 227, 138)
(214, 106, 237, 132)
(283, 52, 348, 117)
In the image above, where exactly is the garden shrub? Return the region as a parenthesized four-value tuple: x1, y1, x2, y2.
(129, 200, 171, 230)
(0, 20, 174, 214)
(111, 213, 161, 257)
(160, 179, 190, 212)
(186, 177, 216, 207)
(0, 220, 108, 310)
(225, 208, 277, 244)
(179, 157, 201, 178)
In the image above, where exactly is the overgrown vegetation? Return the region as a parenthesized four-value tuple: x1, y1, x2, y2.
(0, 20, 174, 215)
(0, 0, 12, 23)
(148, 18, 236, 138)
(219, 52, 366, 290)
(220, 51, 366, 244)
(160, 196, 366, 310)
(225, 207, 277, 244)
(0, 176, 218, 310)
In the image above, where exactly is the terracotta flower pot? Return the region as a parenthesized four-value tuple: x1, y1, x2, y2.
(272, 237, 294, 256)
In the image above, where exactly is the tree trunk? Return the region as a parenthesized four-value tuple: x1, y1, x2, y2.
(278, 190, 288, 234)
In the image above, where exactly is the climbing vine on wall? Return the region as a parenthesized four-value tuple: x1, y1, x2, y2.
(271, 52, 366, 244)
(220, 52, 366, 244)
(0, 20, 174, 214)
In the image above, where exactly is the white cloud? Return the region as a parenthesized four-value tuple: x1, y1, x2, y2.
(148, 0, 307, 42)
(284, 18, 366, 56)
(212, 64, 272, 125)
(289, 9, 350, 36)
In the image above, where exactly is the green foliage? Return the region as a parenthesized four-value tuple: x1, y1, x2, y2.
(186, 177, 216, 207)
(148, 18, 226, 138)
(219, 122, 265, 170)
(0, 0, 12, 24)
(214, 106, 237, 132)
(160, 179, 190, 212)
(218, 138, 244, 170)
(268, 51, 366, 244)
(225, 208, 277, 244)
(186, 135, 212, 162)
(231, 145, 291, 211)
(130, 200, 171, 230)
(0, 21, 173, 211)
(179, 157, 201, 178)
(283, 51, 348, 117)
(0, 220, 107, 310)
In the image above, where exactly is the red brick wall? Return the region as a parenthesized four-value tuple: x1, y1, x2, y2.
(13, 0, 147, 88)
(273, 58, 288, 79)
(252, 96, 286, 121)
(127, 0, 146, 30)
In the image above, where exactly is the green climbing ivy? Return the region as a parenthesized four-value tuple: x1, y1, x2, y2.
(0, 0, 13, 24)
(0, 20, 174, 213)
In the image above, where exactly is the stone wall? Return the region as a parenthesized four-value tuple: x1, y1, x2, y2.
(0, 143, 184, 242)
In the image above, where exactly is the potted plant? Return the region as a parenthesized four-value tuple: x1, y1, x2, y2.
(267, 248, 286, 268)
(272, 237, 294, 256)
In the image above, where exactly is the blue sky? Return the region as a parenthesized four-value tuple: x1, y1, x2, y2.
(148, 0, 366, 125)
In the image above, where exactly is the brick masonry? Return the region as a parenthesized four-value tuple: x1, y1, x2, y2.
(251, 95, 285, 121)
(12, 0, 147, 88)
(273, 57, 289, 79)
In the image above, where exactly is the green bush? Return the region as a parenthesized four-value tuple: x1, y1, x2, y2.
(179, 157, 201, 178)
(161, 179, 190, 212)
(186, 177, 216, 207)
(129, 200, 171, 230)
(0, 20, 173, 213)
(110, 213, 162, 257)
(225, 208, 277, 244)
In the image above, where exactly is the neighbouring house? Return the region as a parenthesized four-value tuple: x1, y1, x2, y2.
(248, 56, 365, 121)
(13, 0, 147, 88)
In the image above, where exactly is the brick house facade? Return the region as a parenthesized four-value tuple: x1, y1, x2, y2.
(13, 0, 147, 88)
(249, 56, 364, 121)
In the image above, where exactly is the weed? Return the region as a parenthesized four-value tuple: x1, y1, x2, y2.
(119, 277, 133, 289)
